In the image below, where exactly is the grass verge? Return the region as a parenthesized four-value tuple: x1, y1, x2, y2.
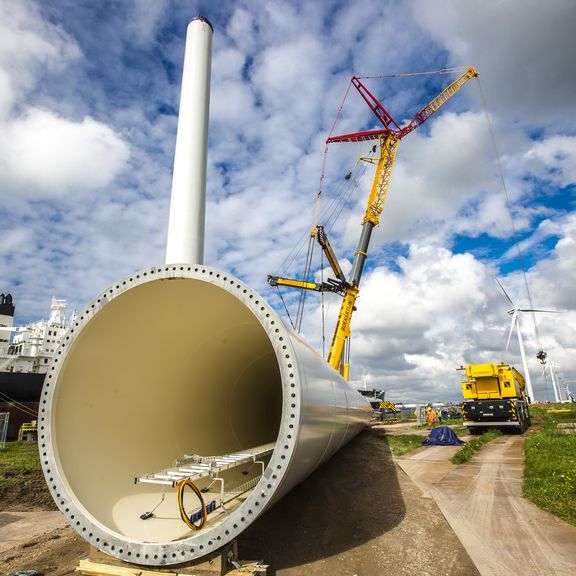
(0, 441, 41, 468)
(523, 404, 576, 526)
(384, 434, 424, 457)
(450, 429, 502, 464)
(0, 441, 41, 490)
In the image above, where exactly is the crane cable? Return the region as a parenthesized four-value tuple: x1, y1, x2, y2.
(0, 390, 39, 418)
(282, 168, 363, 273)
(275, 68, 471, 336)
(357, 66, 471, 80)
(476, 76, 547, 385)
(311, 79, 354, 231)
(274, 80, 357, 329)
(274, 138, 373, 330)
(280, 65, 472, 278)
(275, 285, 295, 330)
(177, 479, 207, 530)
(294, 238, 313, 332)
(292, 156, 369, 332)
(324, 155, 371, 235)
(291, 79, 357, 332)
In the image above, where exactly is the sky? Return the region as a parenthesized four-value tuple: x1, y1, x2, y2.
(1, 0, 575, 404)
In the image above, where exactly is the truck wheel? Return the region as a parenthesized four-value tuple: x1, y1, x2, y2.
(468, 427, 482, 435)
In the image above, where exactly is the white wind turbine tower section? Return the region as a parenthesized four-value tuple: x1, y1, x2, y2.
(566, 381, 574, 402)
(496, 279, 557, 402)
(165, 16, 212, 265)
(542, 359, 562, 402)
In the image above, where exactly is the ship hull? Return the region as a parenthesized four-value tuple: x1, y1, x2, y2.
(0, 371, 44, 440)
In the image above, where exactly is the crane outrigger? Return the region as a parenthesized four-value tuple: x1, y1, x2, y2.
(269, 67, 478, 380)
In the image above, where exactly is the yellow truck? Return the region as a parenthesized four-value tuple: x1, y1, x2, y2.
(460, 363, 531, 434)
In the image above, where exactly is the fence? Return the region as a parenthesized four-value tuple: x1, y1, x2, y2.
(0, 412, 9, 448)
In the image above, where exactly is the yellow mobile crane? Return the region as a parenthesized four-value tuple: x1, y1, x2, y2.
(460, 362, 531, 433)
(269, 67, 478, 379)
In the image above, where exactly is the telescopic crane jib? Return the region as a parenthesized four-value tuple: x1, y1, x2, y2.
(269, 66, 478, 380)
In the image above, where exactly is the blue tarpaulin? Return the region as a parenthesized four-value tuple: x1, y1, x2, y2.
(421, 426, 465, 446)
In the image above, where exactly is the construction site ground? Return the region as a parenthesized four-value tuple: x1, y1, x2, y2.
(1, 424, 575, 576)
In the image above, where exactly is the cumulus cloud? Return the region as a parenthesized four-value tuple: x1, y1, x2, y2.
(523, 136, 576, 187)
(296, 243, 501, 401)
(412, 0, 576, 129)
(526, 213, 576, 311)
(0, 1, 130, 200)
(354, 246, 488, 334)
(363, 111, 497, 244)
(1, 108, 129, 197)
(127, 0, 170, 43)
(0, 0, 81, 117)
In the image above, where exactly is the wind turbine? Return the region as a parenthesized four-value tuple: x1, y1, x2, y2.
(566, 382, 574, 403)
(546, 361, 562, 402)
(537, 351, 563, 403)
(496, 279, 557, 402)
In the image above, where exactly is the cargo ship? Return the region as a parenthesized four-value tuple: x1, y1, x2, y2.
(0, 293, 75, 440)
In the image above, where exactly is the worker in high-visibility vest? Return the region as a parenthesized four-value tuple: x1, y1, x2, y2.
(426, 405, 436, 428)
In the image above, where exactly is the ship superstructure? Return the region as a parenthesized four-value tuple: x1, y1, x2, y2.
(0, 296, 76, 374)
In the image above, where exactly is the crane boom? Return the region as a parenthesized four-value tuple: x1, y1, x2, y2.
(267, 225, 348, 296)
(325, 134, 398, 376)
(268, 275, 345, 295)
(399, 66, 479, 138)
(360, 135, 399, 228)
(271, 67, 478, 379)
(327, 66, 478, 145)
(350, 76, 401, 133)
(316, 225, 347, 283)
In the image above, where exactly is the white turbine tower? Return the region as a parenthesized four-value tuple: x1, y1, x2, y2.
(496, 279, 557, 402)
(566, 381, 574, 403)
(540, 356, 563, 402)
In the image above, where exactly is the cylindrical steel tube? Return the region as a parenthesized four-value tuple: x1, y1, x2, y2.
(165, 17, 213, 265)
(39, 265, 371, 566)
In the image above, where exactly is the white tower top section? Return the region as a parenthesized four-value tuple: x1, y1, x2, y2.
(166, 17, 213, 265)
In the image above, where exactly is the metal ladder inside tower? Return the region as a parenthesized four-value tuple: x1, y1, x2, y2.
(135, 443, 274, 527)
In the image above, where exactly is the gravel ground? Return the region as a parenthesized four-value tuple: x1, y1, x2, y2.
(238, 426, 479, 576)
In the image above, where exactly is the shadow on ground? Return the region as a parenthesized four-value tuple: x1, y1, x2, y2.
(238, 427, 403, 573)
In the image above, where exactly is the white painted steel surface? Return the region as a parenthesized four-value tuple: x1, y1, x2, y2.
(165, 17, 212, 265)
(514, 314, 536, 402)
(39, 265, 371, 566)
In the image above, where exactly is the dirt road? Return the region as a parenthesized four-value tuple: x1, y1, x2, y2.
(397, 434, 576, 576)
(0, 511, 68, 554)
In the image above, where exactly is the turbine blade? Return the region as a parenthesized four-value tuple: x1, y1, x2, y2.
(506, 311, 517, 351)
(496, 278, 515, 306)
(517, 308, 559, 314)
